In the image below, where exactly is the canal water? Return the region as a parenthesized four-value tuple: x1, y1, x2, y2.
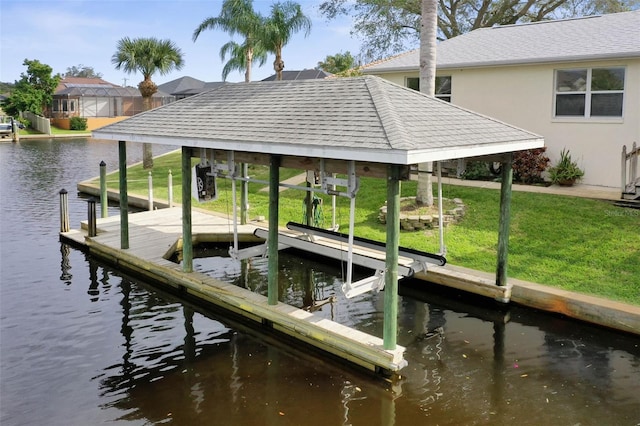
(1, 138, 639, 426)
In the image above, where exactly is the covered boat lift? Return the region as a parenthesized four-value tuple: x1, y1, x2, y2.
(92, 76, 543, 373)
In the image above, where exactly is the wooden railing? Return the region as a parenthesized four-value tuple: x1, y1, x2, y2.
(621, 142, 639, 195)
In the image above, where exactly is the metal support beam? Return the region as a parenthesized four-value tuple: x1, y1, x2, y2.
(496, 153, 513, 287)
(268, 155, 281, 305)
(118, 141, 129, 249)
(384, 164, 401, 350)
(182, 146, 193, 273)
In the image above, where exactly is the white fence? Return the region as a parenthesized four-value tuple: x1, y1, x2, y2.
(22, 111, 52, 135)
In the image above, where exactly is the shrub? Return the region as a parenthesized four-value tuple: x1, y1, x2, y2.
(461, 161, 491, 180)
(69, 117, 88, 131)
(548, 149, 584, 185)
(512, 148, 550, 184)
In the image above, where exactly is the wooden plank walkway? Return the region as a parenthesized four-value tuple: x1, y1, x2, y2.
(62, 207, 408, 375)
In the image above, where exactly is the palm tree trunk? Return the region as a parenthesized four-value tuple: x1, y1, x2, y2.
(142, 96, 154, 169)
(274, 47, 285, 81)
(139, 78, 158, 169)
(416, 0, 438, 206)
(245, 48, 253, 83)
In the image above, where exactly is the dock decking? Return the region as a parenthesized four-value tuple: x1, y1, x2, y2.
(61, 207, 408, 374)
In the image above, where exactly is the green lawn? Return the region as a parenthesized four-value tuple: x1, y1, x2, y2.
(94, 150, 640, 305)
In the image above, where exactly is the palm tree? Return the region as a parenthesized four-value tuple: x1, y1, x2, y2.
(112, 37, 184, 169)
(263, 1, 311, 81)
(193, 0, 267, 82)
(415, 0, 438, 206)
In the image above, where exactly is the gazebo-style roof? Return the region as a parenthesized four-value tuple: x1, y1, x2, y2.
(91, 75, 545, 374)
(93, 76, 543, 164)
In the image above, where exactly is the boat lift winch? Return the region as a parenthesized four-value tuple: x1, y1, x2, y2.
(201, 148, 446, 298)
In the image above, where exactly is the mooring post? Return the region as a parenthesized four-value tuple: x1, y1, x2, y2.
(118, 141, 129, 249)
(11, 118, 19, 143)
(384, 164, 401, 350)
(496, 153, 513, 287)
(99, 161, 108, 218)
(148, 171, 154, 211)
(59, 189, 70, 233)
(268, 155, 281, 306)
(182, 146, 193, 273)
(88, 198, 97, 237)
(168, 169, 173, 207)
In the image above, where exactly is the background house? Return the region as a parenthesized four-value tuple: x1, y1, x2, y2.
(261, 69, 331, 81)
(362, 10, 640, 188)
(52, 77, 174, 130)
(158, 76, 227, 100)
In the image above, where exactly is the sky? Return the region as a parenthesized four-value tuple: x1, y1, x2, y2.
(0, 0, 366, 86)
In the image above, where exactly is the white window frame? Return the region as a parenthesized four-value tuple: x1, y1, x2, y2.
(553, 67, 625, 120)
(405, 76, 452, 102)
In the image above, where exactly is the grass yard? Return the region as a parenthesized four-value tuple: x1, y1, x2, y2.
(94, 150, 640, 305)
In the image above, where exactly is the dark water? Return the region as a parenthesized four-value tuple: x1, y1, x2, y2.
(1, 138, 639, 426)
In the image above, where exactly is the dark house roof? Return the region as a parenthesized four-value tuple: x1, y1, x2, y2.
(262, 69, 332, 81)
(158, 76, 227, 97)
(54, 77, 172, 98)
(93, 76, 543, 165)
(55, 77, 120, 94)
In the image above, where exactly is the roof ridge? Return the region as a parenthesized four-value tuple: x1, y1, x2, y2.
(364, 77, 409, 150)
(359, 49, 419, 72)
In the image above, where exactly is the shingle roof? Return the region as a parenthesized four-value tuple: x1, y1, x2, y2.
(55, 77, 120, 94)
(92, 76, 543, 165)
(363, 10, 640, 73)
(262, 69, 332, 81)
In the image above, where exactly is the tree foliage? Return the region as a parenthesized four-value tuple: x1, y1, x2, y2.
(65, 64, 103, 78)
(193, 0, 267, 82)
(319, 0, 639, 60)
(316, 51, 356, 74)
(262, 1, 312, 80)
(1, 59, 60, 117)
(112, 37, 184, 169)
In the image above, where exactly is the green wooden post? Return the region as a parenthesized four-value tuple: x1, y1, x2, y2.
(182, 146, 193, 273)
(99, 161, 108, 218)
(384, 164, 401, 350)
(118, 141, 129, 249)
(305, 180, 313, 225)
(496, 153, 513, 286)
(268, 155, 281, 305)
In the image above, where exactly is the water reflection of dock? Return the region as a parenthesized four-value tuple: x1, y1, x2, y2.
(61, 207, 409, 375)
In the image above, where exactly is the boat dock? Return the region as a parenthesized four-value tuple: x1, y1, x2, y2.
(61, 207, 409, 375)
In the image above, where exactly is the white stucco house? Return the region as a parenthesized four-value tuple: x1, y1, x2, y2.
(362, 10, 640, 188)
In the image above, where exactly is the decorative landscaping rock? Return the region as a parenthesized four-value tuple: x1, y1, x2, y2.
(379, 197, 465, 231)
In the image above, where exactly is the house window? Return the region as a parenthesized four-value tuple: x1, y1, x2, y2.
(554, 67, 625, 118)
(406, 76, 452, 102)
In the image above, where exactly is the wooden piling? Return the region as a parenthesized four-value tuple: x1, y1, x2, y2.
(168, 170, 173, 207)
(118, 141, 129, 249)
(268, 155, 281, 305)
(182, 147, 193, 273)
(384, 164, 401, 350)
(59, 189, 69, 233)
(148, 171, 154, 211)
(99, 161, 108, 218)
(88, 198, 97, 237)
(496, 153, 513, 288)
